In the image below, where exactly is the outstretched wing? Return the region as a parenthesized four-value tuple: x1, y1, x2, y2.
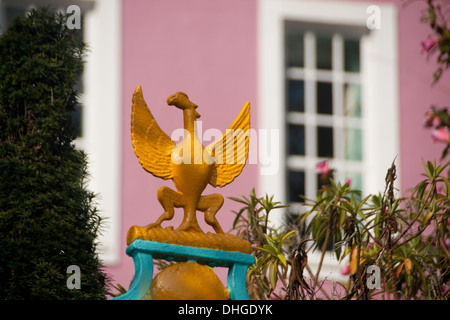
(131, 85, 176, 180)
(206, 102, 251, 187)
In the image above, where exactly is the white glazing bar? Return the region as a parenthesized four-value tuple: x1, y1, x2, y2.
(333, 33, 344, 162)
(304, 31, 316, 163)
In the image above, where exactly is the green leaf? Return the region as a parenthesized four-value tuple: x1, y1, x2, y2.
(277, 253, 287, 266)
(269, 262, 278, 289)
(422, 211, 434, 227)
(260, 245, 278, 256)
(280, 229, 297, 244)
(415, 181, 428, 199)
(371, 194, 382, 207)
(228, 196, 249, 205)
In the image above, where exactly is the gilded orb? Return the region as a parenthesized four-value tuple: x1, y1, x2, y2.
(144, 261, 229, 300)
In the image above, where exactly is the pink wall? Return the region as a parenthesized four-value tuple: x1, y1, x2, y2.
(105, 0, 449, 293)
(395, 0, 450, 191)
(106, 0, 258, 291)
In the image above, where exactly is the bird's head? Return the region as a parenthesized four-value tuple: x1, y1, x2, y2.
(167, 92, 200, 119)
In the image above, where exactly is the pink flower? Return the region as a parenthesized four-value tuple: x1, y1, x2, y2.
(424, 112, 433, 127)
(431, 127, 450, 143)
(432, 116, 441, 127)
(316, 161, 330, 175)
(421, 38, 438, 54)
(345, 178, 352, 187)
(341, 265, 350, 276)
(424, 112, 441, 128)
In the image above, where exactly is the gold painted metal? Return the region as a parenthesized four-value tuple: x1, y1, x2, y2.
(127, 86, 251, 252)
(144, 261, 229, 300)
(126, 226, 251, 253)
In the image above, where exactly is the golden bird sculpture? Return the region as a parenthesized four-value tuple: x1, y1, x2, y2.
(126, 86, 251, 252)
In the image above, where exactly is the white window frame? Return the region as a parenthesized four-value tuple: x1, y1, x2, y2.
(285, 28, 365, 204)
(78, 0, 122, 266)
(258, 0, 399, 281)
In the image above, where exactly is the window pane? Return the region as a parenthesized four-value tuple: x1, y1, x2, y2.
(344, 84, 361, 118)
(287, 124, 305, 155)
(317, 126, 333, 157)
(344, 128, 362, 161)
(317, 82, 332, 115)
(344, 39, 360, 72)
(343, 172, 363, 192)
(287, 80, 305, 112)
(285, 30, 304, 67)
(316, 35, 332, 70)
(287, 170, 305, 202)
(70, 106, 83, 137)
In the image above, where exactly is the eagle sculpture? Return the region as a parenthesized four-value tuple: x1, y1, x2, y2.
(130, 86, 250, 235)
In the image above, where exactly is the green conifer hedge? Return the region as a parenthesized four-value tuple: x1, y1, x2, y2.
(0, 8, 109, 299)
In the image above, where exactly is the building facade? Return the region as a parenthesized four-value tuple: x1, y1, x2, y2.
(1, 0, 448, 293)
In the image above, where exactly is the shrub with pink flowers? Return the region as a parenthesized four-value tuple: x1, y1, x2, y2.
(421, 0, 450, 158)
(424, 106, 450, 158)
(232, 160, 449, 300)
(421, 0, 450, 82)
(229, 0, 449, 300)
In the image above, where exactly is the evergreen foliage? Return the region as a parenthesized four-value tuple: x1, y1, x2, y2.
(0, 8, 109, 299)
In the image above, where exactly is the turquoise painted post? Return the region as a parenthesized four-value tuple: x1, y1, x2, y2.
(227, 263, 252, 300)
(111, 239, 255, 300)
(111, 241, 154, 300)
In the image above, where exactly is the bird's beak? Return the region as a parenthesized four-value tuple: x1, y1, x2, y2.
(167, 92, 198, 109)
(167, 94, 178, 107)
